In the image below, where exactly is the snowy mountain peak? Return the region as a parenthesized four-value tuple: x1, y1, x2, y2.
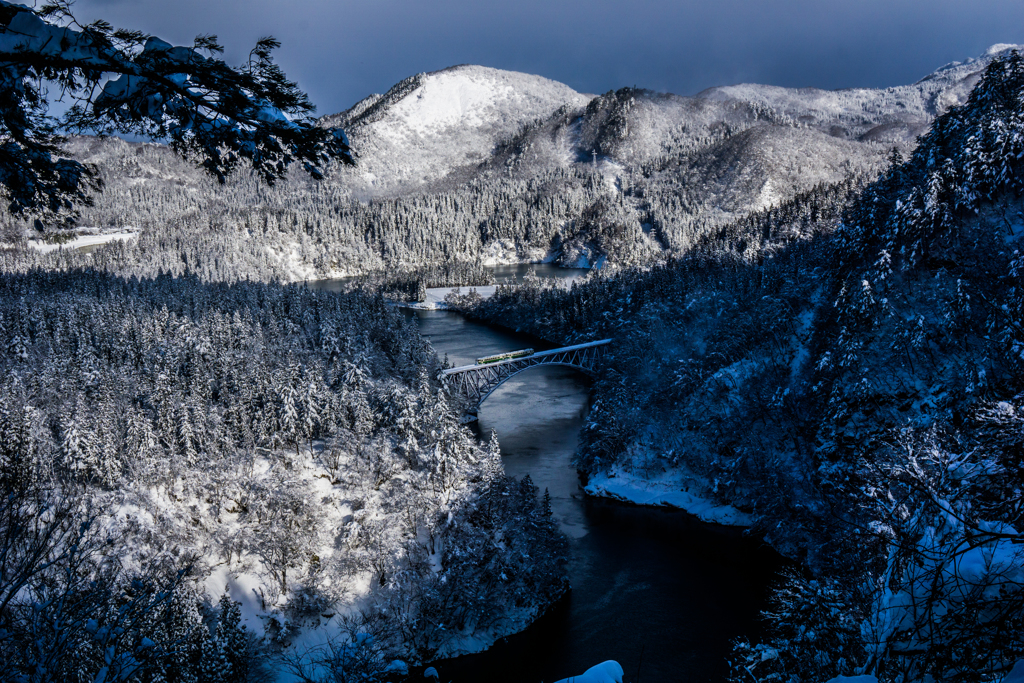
(921, 43, 1021, 83)
(693, 45, 1022, 144)
(375, 65, 582, 137)
(325, 65, 591, 193)
(985, 42, 1021, 57)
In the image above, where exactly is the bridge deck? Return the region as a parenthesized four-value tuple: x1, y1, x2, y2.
(442, 338, 613, 375)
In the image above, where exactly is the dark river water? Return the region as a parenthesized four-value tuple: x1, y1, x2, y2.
(315, 266, 782, 682)
(484, 263, 589, 284)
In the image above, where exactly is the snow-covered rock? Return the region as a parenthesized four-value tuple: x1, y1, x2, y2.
(553, 660, 624, 683)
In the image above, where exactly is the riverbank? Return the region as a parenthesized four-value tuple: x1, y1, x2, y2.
(400, 285, 498, 310)
(398, 262, 590, 310)
(439, 290, 756, 530)
(583, 468, 752, 527)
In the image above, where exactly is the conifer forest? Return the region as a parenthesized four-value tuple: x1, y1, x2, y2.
(1, 5, 1024, 680)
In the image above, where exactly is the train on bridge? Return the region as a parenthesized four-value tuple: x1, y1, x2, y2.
(475, 348, 534, 365)
(445, 338, 612, 414)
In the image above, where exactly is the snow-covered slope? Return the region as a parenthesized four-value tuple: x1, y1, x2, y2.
(697, 44, 1021, 142)
(472, 44, 1020, 181)
(323, 65, 592, 193)
(34, 45, 1024, 274)
(470, 45, 1023, 255)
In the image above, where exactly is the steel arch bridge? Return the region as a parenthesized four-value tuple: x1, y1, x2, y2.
(442, 339, 612, 414)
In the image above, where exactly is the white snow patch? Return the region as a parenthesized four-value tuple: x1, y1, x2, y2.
(585, 469, 752, 527)
(27, 230, 138, 253)
(754, 177, 780, 212)
(554, 660, 624, 683)
(597, 159, 625, 195)
(986, 43, 1020, 57)
(203, 568, 267, 636)
(382, 70, 515, 139)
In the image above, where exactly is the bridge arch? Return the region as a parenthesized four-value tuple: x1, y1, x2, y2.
(442, 339, 611, 414)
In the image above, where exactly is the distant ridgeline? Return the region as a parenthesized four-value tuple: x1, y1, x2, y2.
(456, 51, 1024, 681)
(0, 269, 568, 679)
(2, 49, 1005, 279)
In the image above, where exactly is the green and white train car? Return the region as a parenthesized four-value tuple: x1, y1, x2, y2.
(475, 348, 534, 365)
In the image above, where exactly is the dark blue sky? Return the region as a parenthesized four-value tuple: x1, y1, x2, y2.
(77, 0, 1024, 117)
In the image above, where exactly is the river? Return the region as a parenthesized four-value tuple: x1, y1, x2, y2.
(405, 266, 781, 683)
(315, 266, 782, 681)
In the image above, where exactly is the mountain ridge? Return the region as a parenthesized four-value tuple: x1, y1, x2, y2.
(323, 44, 1021, 197)
(12, 44, 1023, 280)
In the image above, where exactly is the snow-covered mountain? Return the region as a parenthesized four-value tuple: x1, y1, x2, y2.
(697, 44, 1014, 142)
(322, 65, 592, 193)
(30, 45, 1024, 276)
(322, 45, 1015, 195)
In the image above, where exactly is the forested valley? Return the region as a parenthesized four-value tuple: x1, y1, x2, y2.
(1, 32, 1023, 683)
(452, 52, 1024, 682)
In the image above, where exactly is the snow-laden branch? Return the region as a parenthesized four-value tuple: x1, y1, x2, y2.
(0, 0, 353, 215)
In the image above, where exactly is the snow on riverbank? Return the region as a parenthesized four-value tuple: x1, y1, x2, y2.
(584, 468, 752, 527)
(400, 285, 498, 310)
(27, 229, 138, 253)
(554, 660, 624, 683)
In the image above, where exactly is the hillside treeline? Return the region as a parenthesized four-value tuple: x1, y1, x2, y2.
(0, 269, 567, 681)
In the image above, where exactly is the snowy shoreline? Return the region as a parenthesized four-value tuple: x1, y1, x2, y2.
(405, 298, 754, 529)
(397, 285, 498, 310)
(583, 470, 752, 528)
(27, 229, 139, 253)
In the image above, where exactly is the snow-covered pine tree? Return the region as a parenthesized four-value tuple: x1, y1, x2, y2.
(0, 0, 353, 216)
